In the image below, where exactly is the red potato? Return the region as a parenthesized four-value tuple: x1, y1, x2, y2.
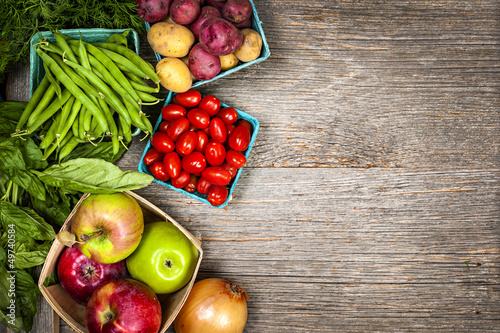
(233, 14, 252, 29)
(222, 0, 252, 24)
(199, 17, 243, 56)
(189, 43, 222, 80)
(190, 6, 222, 40)
(136, 0, 172, 22)
(170, 0, 201, 24)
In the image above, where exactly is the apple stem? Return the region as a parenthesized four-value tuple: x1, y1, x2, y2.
(80, 230, 104, 243)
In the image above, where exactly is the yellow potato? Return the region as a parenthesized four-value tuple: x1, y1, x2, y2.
(219, 53, 239, 71)
(180, 55, 198, 82)
(161, 14, 175, 24)
(234, 29, 263, 62)
(147, 22, 195, 58)
(156, 57, 192, 93)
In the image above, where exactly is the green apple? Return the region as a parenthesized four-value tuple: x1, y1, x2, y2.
(126, 221, 198, 294)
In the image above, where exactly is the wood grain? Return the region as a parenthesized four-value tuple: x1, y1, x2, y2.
(2, 0, 500, 332)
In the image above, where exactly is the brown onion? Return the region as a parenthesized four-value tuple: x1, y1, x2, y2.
(174, 278, 249, 333)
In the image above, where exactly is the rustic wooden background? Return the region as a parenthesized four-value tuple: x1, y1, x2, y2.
(2, 0, 499, 332)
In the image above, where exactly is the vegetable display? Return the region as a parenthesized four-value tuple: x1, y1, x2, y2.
(13, 30, 162, 161)
(142, 89, 254, 206)
(142, 0, 263, 91)
(0, 101, 154, 333)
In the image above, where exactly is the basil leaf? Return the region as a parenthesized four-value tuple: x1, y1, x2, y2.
(0, 101, 27, 136)
(13, 241, 51, 269)
(0, 138, 45, 201)
(0, 202, 55, 241)
(32, 158, 154, 193)
(15, 269, 40, 332)
(43, 271, 58, 287)
(0, 247, 5, 267)
(61, 141, 128, 163)
(30, 186, 74, 226)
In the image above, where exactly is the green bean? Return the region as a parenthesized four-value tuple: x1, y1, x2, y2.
(78, 106, 88, 139)
(98, 99, 120, 155)
(71, 113, 79, 138)
(26, 88, 72, 133)
(92, 42, 160, 84)
(62, 58, 132, 126)
(57, 98, 82, 146)
(136, 90, 163, 104)
(49, 53, 104, 100)
(66, 40, 142, 103)
(38, 118, 54, 141)
(15, 75, 51, 132)
(54, 30, 78, 63)
(36, 48, 108, 133)
(129, 79, 160, 93)
(25, 82, 57, 127)
(58, 136, 81, 162)
(106, 31, 130, 47)
(39, 110, 63, 150)
(43, 62, 62, 97)
(118, 115, 132, 144)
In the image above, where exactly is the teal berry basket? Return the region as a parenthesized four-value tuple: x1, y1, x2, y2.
(144, 0, 270, 89)
(138, 91, 260, 209)
(29, 28, 142, 136)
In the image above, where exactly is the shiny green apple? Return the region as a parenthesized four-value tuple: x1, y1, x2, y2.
(126, 221, 198, 294)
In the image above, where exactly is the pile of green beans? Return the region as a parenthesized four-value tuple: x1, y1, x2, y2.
(13, 30, 162, 161)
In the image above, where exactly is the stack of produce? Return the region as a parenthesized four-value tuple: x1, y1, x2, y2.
(138, 0, 263, 92)
(13, 30, 162, 161)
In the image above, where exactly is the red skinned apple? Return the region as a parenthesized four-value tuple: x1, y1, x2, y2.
(57, 246, 128, 305)
(70, 193, 144, 264)
(86, 278, 162, 333)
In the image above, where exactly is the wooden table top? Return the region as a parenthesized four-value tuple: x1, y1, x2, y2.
(2, 0, 499, 332)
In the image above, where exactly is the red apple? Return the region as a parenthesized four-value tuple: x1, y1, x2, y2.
(57, 246, 128, 305)
(70, 193, 144, 264)
(86, 278, 162, 333)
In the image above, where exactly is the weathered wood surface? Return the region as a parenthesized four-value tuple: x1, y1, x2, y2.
(3, 0, 500, 332)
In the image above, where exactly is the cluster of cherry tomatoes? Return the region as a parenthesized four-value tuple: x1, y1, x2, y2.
(142, 89, 253, 206)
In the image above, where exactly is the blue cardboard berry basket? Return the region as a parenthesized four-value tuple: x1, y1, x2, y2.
(144, 0, 270, 89)
(138, 91, 259, 208)
(29, 28, 142, 136)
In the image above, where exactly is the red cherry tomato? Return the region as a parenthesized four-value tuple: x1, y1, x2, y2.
(226, 123, 236, 136)
(207, 186, 229, 206)
(175, 89, 202, 108)
(148, 161, 170, 182)
(151, 132, 175, 153)
(198, 95, 221, 116)
(195, 131, 209, 152)
(209, 117, 227, 143)
(237, 119, 253, 133)
(201, 167, 231, 186)
(201, 126, 211, 137)
(163, 152, 181, 178)
(166, 117, 190, 141)
(161, 104, 187, 121)
(184, 174, 199, 193)
(143, 148, 164, 166)
(171, 170, 191, 188)
(176, 131, 198, 156)
(216, 107, 238, 125)
(196, 177, 212, 194)
(158, 120, 170, 133)
(187, 108, 210, 129)
(181, 151, 207, 174)
(228, 125, 251, 151)
(226, 150, 246, 169)
(205, 141, 226, 166)
(221, 162, 237, 179)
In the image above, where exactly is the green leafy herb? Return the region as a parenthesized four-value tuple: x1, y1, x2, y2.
(32, 158, 154, 193)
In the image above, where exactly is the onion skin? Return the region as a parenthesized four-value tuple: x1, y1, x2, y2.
(174, 278, 248, 333)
